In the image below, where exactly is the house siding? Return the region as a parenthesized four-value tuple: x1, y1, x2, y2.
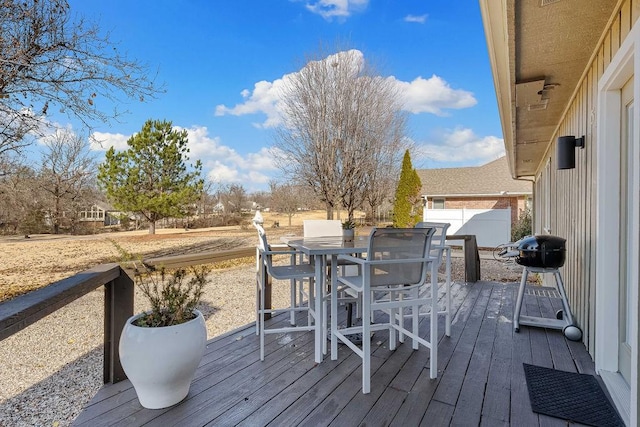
(533, 1, 640, 357)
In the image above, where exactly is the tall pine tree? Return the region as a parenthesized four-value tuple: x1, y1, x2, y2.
(392, 150, 422, 227)
(98, 119, 203, 234)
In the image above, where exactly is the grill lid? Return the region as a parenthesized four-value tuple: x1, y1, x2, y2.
(516, 235, 566, 268)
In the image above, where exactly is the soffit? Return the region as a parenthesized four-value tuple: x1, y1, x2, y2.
(490, 0, 617, 178)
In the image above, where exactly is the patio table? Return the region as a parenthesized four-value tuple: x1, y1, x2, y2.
(280, 235, 368, 363)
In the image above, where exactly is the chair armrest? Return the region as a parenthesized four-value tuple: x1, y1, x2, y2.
(338, 255, 433, 266)
(365, 257, 432, 266)
(262, 248, 299, 257)
(337, 254, 366, 265)
(269, 243, 290, 249)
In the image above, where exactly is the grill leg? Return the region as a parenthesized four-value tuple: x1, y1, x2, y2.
(513, 267, 529, 332)
(553, 270, 575, 325)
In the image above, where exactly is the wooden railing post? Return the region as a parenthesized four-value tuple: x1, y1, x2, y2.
(445, 235, 481, 282)
(104, 267, 134, 384)
(463, 235, 481, 282)
(256, 250, 272, 321)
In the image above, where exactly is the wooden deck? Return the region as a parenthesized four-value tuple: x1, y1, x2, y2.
(73, 280, 598, 426)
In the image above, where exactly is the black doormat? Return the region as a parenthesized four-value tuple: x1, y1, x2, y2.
(523, 363, 624, 427)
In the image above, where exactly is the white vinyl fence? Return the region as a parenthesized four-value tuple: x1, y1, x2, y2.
(423, 208, 511, 248)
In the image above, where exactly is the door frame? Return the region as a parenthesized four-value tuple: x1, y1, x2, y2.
(596, 20, 640, 426)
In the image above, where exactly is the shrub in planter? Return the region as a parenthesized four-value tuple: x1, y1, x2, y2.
(119, 265, 210, 409)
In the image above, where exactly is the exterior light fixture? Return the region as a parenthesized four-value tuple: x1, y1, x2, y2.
(557, 135, 585, 170)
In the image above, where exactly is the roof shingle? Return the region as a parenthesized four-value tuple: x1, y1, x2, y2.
(417, 156, 532, 196)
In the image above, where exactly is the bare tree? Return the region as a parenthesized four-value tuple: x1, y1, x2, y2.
(0, 0, 160, 167)
(269, 181, 302, 227)
(274, 48, 407, 222)
(38, 130, 95, 234)
(251, 190, 271, 211)
(227, 184, 247, 214)
(0, 164, 47, 234)
(362, 130, 407, 223)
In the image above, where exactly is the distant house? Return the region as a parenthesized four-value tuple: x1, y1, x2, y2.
(212, 201, 225, 213)
(417, 156, 532, 247)
(78, 202, 122, 226)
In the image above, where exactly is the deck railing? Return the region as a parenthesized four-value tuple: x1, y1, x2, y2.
(0, 247, 256, 384)
(0, 236, 479, 385)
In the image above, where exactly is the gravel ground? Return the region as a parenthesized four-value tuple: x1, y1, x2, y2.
(0, 229, 526, 427)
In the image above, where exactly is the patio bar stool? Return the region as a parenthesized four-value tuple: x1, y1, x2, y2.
(254, 222, 317, 360)
(415, 221, 452, 336)
(330, 227, 438, 394)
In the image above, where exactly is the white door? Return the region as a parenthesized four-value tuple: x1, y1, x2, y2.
(619, 77, 636, 384)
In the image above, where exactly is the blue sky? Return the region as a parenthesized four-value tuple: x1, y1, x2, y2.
(53, 0, 504, 192)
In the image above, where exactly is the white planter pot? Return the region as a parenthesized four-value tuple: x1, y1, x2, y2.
(343, 228, 355, 242)
(119, 309, 207, 409)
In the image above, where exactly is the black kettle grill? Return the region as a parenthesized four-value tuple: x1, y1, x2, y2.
(516, 235, 566, 269)
(512, 235, 582, 341)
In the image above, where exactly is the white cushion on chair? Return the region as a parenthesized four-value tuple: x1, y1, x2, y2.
(303, 220, 342, 237)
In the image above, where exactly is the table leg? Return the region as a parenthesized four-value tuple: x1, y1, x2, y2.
(314, 255, 324, 363)
(331, 254, 338, 359)
(429, 261, 438, 378)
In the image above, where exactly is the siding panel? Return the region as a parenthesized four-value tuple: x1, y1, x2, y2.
(535, 2, 639, 356)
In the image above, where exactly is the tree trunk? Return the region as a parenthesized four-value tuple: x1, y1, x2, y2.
(326, 204, 334, 220)
(53, 196, 60, 235)
(148, 221, 156, 234)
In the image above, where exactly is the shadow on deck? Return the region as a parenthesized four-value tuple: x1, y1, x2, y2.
(73, 281, 597, 426)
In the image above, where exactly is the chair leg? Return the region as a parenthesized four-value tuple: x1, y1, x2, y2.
(398, 290, 405, 344)
(290, 277, 296, 326)
(388, 290, 397, 351)
(322, 289, 328, 355)
(445, 249, 451, 337)
(429, 265, 438, 378)
(255, 249, 260, 336)
(412, 287, 420, 350)
(331, 268, 339, 360)
(362, 290, 371, 394)
(255, 274, 260, 336)
(307, 278, 313, 326)
(260, 267, 266, 361)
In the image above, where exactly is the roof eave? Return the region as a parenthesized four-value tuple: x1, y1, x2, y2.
(423, 192, 532, 198)
(479, 0, 517, 179)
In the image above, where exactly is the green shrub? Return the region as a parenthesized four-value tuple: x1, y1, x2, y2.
(133, 266, 209, 327)
(511, 207, 532, 241)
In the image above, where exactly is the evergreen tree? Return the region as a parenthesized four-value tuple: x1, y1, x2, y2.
(97, 119, 203, 234)
(392, 150, 422, 227)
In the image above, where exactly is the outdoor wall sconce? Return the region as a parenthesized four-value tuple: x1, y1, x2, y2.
(557, 135, 585, 170)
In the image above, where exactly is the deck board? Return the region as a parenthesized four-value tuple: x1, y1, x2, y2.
(73, 281, 599, 427)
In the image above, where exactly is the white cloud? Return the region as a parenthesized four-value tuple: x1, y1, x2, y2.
(404, 14, 427, 24)
(90, 131, 129, 151)
(417, 128, 505, 164)
(393, 75, 477, 115)
(215, 79, 286, 128)
(90, 125, 278, 191)
(215, 50, 477, 127)
(35, 123, 76, 146)
(176, 125, 244, 165)
(303, 0, 369, 21)
(207, 161, 239, 183)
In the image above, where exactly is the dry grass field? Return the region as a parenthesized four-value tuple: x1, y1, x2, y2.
(0, 209, 522, 303)
(0, 210, 343, 302)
